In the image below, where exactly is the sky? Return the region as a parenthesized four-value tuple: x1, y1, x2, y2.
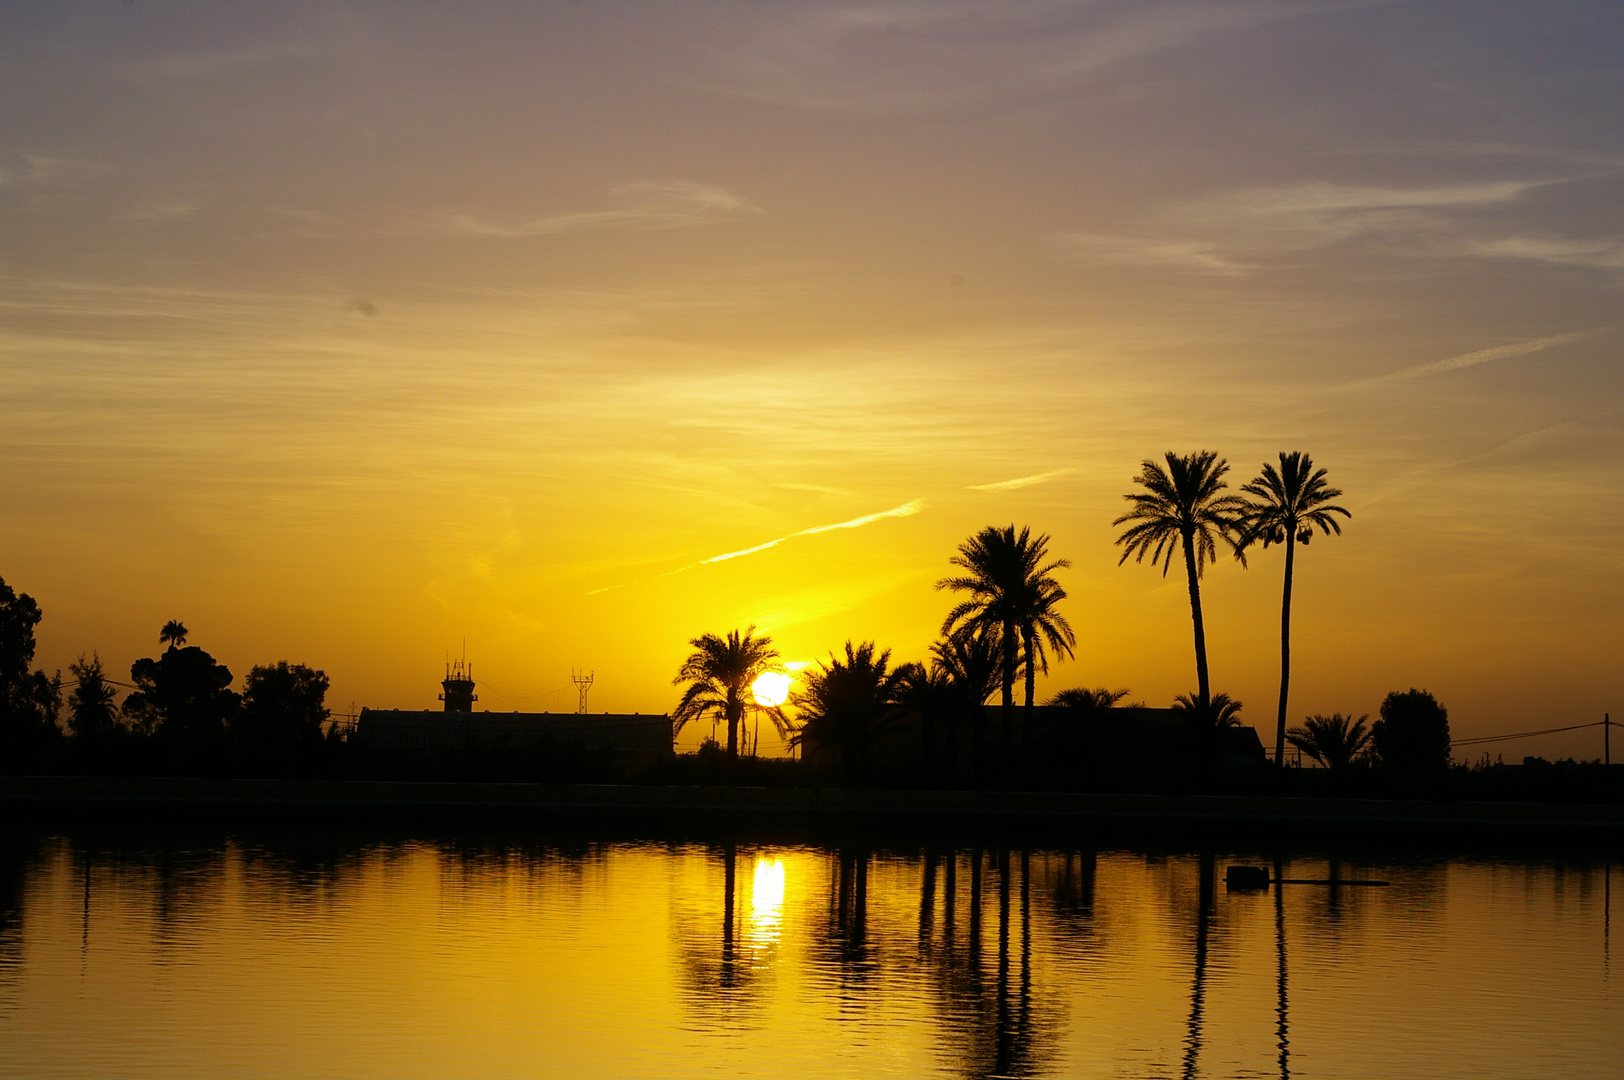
(1, 1, 1620, 756)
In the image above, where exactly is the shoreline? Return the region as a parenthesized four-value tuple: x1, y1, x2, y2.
(5, 774, 1623, 840)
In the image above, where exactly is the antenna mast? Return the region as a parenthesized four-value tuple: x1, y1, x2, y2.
(572, 669, 595, 714)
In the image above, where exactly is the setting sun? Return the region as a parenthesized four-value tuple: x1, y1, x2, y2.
(751, 672, 792, 708)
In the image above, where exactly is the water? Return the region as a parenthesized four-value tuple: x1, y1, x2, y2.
(0, 831, 1618, 1078)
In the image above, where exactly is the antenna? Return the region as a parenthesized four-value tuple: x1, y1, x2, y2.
(571, 669, 594, 714)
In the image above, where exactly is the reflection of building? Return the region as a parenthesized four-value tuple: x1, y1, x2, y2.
(355, 663, 671, 763)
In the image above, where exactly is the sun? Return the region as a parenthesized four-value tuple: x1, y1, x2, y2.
(751, 671, 792, 707)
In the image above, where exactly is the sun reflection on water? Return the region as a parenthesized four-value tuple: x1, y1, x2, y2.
(746, 857, 786, 951)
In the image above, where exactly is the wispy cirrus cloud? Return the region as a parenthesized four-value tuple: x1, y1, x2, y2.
(967, 468, 1074, 492)
(584, 500, 923, 594)
(1053, 234, 1247, 275)
(701, 500, 923, 563)
(1345, 323, 1622, 388)
(435, 181, 761, 239)
(1052, 178, 1571, 274)
(1463, 235, 1624, 270)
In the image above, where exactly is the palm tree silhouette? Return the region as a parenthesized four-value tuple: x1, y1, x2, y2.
(672, 626, 782, 756)
(1113, 452, 1246, 707)
(930, 631, 1002, 774)
(159, 620, 188, 650)
(1240, 452, 1351, 766)
(790, 640, 906, 781)
(1287, 713, 1372, 771)
(939, 526, 1075, 762)
(1045, 687, 1131, 710)
(1173, 691, 1245, 730)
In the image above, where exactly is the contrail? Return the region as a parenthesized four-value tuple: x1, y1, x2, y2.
(585, 500, 923, 594)
(968, 468, 1074, 492)
(1347, 323, 1619, 388)
(702, 501, 923, 563)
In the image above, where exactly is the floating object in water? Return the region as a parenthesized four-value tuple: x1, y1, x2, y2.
(1226, 865, 1272, 890)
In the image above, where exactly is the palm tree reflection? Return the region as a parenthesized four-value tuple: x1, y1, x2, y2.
(1182, 852, 1214, 1080)
(1275, 855, 1290, 1080)
(913, 846, 1055, 1079)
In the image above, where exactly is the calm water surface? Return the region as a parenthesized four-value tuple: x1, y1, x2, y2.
(0, 831, 1618, 1078)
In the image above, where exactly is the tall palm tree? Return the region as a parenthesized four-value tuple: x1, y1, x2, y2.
(159, 620, 188, 649)
(1287, 713, 1372, 771)
(790, 640, 906, 781)
(938, 525, 1075, 761)
(672, 626, 782, 756)
(1113, 452, 1247, 707)
(1240, 451, 1351, 767)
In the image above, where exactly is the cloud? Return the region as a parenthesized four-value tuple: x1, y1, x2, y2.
(584, 500, 923, 595)
(701, 1, 1355, 113)
(342, 297, 378, 317)
(436, 181, 760, 239)
(967, 467, 1075, 492)
(702, 500, 923, 563)
(1347, 324, 1620, 387)
(1053, 234, 1247, 275)
(1464, 235, 1624, 270)
(1053, 178, 1598, 274)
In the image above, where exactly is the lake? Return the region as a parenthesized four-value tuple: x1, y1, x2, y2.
(0, 830, 1618, 1078)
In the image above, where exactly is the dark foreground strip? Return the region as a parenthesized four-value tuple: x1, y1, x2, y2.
(3, 775, 1623, 842)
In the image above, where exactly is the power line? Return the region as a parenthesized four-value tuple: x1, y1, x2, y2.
(1453, 720, 1604, 747)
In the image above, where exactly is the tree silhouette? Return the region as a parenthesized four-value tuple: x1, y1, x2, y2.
(790, 640, 905, 782)
(123, 630, 238, 748)
(1113, 452, 1247, 707)
(895, 660, 949, 773)
(939, 526, 1075, 762)
(1173, 691, 1244, 731)
(239, 662, 331, 753)
(931, 631, 1002, 774)
(671, 626, 781, 756)
(67, 653, 120, 741)
(1371, 689, 1450, 774)
(0, 577, 62, 758)
(159, 621, 188, 649)
(1240, 452, 1351, 767)
(1286, 713, 1371, 771)
(1046, 687, 1131, 710)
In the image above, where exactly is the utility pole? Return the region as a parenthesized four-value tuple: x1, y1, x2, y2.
(571, 669, 594, 714)
(1606, 712, 1611, 766)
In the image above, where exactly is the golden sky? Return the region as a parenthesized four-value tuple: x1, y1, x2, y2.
(1, 2, 1620, 753)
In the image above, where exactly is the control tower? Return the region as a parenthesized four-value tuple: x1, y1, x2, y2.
(440, 657, 477, 713)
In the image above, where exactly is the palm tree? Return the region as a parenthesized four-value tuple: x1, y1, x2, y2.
(1287, 713, 1372, 771)
(67, 653, 120, 740)
(672, 626, 782, 756)
(938, 525, 1075, 761)
(1239, 452, 1351, 767)
(1173, 691, 1245, 730)
(1047, 687, 1131, 709)
(159, 620, 188, 649)
(1113, 452, 1247, 707)
(930, 631, 1002, 775)
(790, 640, 906, 781)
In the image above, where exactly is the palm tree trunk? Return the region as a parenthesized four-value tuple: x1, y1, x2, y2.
(1181, 531, 1211, 706)
(1274, 533, 1296, 768)
(1001, 620, 1016, 762)
(1022, 628, 1036, 764)
(726, 690, 740, 756)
